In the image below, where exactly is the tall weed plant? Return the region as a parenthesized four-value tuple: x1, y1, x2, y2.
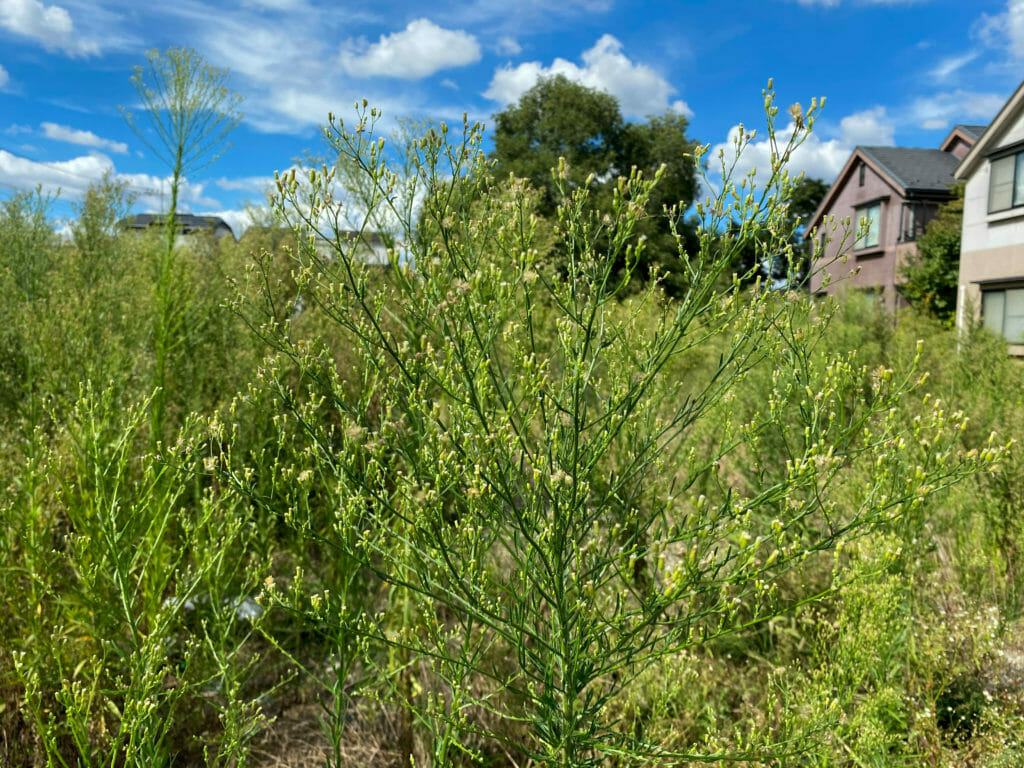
(228, 89, 1001, 766)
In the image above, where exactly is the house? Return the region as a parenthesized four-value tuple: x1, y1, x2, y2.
(954, 80, 1024, 354)
(808, 125, 985, 311)
(119, 213, 236, 241)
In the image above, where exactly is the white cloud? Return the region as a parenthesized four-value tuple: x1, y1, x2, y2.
(496, 35, 521, 55)
(214, 175, 274, 194)
(928, 51, 980, 82)
(710, 119, 859, 194)
(971, 1, 1024, 60)
(203, 208, 256, 238)
(0, 149, 219, 210)
(0, 0, 98, 56)
(197, 14, 471, 133)
(5, 123, 32, 134)
(909, 90, 1005, 130)
(1008, 0, 1024, 58)
(41, 122, 127, 154)
(339, 19, 481, 79)
(0, 63, 8, 89)
(484, 34, 690, 118)
(837, 106, 895, 146)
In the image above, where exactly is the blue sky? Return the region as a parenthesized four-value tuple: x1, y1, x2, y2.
(1, 0, 1022, 234)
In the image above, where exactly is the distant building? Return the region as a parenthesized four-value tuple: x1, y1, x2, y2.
(120, 213, 236, 241)
(808, 125, 984, 311)
(954, 80, 1024, 354)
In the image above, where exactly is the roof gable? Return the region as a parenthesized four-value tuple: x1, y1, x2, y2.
(808, 144, 969, 232)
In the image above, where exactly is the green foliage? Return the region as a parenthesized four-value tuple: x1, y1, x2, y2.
(492, 75, 626, 215)
(121, 46, 244, 445)
(727, 174, 828, 287)
(247, 92, 1001, 766)
(900, 187, 963, 324)
(0, 186, 56, 302)
(490, 75, 700, 293)
(2, 86, 1024, 768)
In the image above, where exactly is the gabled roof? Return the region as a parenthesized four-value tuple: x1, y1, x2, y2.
(857, 147, 961, 193)
(955, 124, 988, 141)
(939, 124, 988, 154)
(807, 146, 961, 231)
(955, 80, 1024, 181)
(120, 213, 235, 238)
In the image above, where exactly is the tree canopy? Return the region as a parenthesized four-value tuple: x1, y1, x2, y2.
(490, 75, 700, 293)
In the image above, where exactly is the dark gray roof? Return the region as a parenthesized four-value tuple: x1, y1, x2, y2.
(858, 146, 961, 195)
(120, 213, 234, 238)
(954, 124, 988, 141)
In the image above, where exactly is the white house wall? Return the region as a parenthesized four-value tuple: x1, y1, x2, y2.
(958, 107, 1024, 355)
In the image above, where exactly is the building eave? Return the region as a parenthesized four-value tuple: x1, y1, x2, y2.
(955, 80, 1024, 181)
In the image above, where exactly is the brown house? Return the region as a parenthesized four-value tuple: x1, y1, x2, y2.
(808, 125, 985, 311)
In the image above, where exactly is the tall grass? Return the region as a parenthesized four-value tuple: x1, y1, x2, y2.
(0, 94, 1022, 767)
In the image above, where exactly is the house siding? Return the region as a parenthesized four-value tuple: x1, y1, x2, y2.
(957, 107, 1024, 355)
(810, 159, 906, 311)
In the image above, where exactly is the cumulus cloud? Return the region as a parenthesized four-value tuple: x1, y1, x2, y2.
(909, 90, 1005, 130)
(0, 149, 220, 210)
(971, 0, 1024, 60)
(339, 19, 481, 79)
(204, 208, 257, 238)
(710, 120, 857, 195)
(196, 12, 473, 132)
(1009, 0, 1024, 57)
(0, 63, 8, 89)
(41, 122, 127, 154)
(484, 34, 690, 118)
(837, 107, 895, 146)
(0, 0, 98, 56)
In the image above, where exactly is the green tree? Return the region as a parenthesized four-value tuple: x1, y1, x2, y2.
(71, 171, 134, 288)
(899, 186, 963, 324)
(491, 75, 625, 215)
(0, 186, 56, 302)
(120, 47, 243, 443)
(490, 75, 700, 292)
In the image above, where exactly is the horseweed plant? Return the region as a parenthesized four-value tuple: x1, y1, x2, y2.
(226, 87, 1003, 766)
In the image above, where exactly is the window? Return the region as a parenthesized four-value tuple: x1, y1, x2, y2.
(988, 150, 1024, 213)
(901, 203, 916, 242)
(855, 202, 881, 249)
(899, 201, 936, 242)
(982, 287, 1024, 343)
(858, 164, 865, 187)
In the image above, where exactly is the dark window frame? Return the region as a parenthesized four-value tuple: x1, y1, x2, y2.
(981, 281, 1024, 343)
(987, 149, 1024, 214)
(854, 201, 882, 250)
